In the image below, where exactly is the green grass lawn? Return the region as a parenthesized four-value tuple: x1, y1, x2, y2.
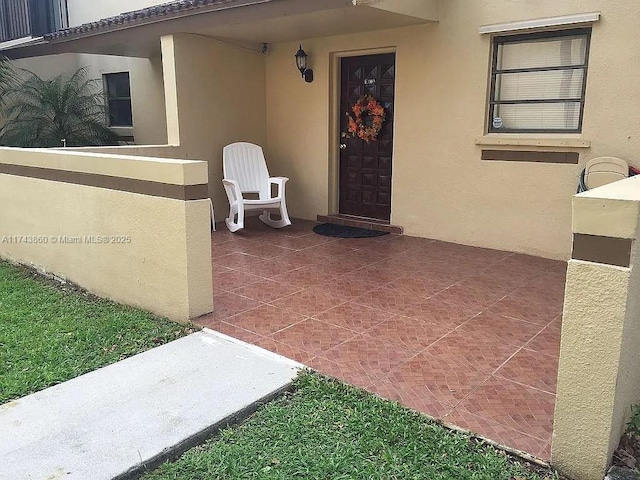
(143, 373, 558, 480)
(0, 261, 196, 404)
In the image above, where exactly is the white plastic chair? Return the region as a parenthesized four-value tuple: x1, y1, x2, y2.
(583, 156, 629, 189)
(222, 142, 291, 233)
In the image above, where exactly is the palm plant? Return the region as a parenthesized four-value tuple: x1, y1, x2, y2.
(0, 66, 118, 148)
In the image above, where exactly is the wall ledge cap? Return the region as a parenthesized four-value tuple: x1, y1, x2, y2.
(577, 176, 640, 202)
(475, 135, 590, 148)
(573, 178, 640, 239)
(0, 147, 207, 186)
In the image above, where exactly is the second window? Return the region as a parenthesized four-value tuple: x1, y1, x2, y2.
(104, 72, 133, 127)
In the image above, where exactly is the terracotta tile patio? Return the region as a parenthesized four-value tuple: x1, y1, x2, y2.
(196, 217, 565, 461)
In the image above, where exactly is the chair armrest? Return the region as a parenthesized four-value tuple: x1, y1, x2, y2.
(268, 177, 289, 184)
(268, 177, 289, 199)
(222, 178, 243, 204)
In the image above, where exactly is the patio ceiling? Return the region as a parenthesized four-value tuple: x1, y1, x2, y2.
(3, 0, 434, 59)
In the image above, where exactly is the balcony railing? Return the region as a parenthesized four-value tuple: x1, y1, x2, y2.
(0, 0, 67, 43)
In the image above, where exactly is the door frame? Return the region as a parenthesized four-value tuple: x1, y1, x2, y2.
(328, 47, 397, 218)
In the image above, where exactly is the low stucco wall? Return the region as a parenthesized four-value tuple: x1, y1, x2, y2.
(553, 175, 640, 480)
(0, 147, 213, 322)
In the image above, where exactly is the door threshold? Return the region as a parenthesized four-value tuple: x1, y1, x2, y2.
(338, 214, 390, 225)
(317, 214, 403, 234)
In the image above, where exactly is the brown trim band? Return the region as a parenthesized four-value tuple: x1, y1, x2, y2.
(481, 150, 579, 164)
(572, 233, 633, 268)
(0, 163, 208, 201)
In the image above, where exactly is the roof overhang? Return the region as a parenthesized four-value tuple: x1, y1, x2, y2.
(0, 36, 46, 51)
(1, 0, 436, 59)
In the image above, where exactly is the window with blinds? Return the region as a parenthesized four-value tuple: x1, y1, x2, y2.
(104, 72, 133, 127)
(0, 0, 68, 42)
(488, 28, 591, 133)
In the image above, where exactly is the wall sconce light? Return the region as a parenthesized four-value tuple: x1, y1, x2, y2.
(295, 44, 313, 83)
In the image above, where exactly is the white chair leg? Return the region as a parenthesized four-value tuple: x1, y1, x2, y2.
(259, 202, 292, 229)
(208, 198, 216, 232)
(225, 203, 244, 232)
(258, 211, 270, 227)
(279, 200, 292, 227)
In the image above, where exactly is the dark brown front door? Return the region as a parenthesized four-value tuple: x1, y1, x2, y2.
(339, 53, 395, 221)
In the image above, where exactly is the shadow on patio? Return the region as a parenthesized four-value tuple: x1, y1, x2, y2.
(195, 217, 564, 461)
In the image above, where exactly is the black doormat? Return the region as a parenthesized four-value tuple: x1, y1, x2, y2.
(313, 223, 389, 238)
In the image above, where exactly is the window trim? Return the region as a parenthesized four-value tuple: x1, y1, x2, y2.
(103, 71, 133, 128)
(478, 12, 600, 35)
(488, 28, 591, 134)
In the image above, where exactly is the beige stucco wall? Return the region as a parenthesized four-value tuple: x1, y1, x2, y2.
(161, 34, 267, 218)
(613, 233, 640, 467)
(0, 147, 213, 322)
(264, 0, 640, 259)
(10, 53, 77, 78)
(66, 0, 166, 27)
(10, 53, 167, 146)
(553, 261, 632, 479)
(553, 175, 640, 479)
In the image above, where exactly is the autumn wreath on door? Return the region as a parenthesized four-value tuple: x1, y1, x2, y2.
(345, 94, 386, 143)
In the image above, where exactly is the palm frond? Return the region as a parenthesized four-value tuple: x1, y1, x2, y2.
(0, 57, 10, 87)
(0, 57, 21, 108)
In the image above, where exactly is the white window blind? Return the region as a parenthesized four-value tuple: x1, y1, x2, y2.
(489, 29, 590, 133)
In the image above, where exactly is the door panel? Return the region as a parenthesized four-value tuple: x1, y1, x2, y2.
(339, 53, 395, 221)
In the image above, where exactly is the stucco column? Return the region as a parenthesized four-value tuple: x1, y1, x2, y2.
(552, 176, 640, 480)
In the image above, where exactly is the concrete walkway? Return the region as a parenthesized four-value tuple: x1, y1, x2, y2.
(0, 329, 302, 480)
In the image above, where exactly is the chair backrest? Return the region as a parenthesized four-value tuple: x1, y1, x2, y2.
(584, 156, 629, 189)
(223, 142, 270, 198)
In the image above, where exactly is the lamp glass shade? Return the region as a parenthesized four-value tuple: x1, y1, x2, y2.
(295, 45, 308, 75)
